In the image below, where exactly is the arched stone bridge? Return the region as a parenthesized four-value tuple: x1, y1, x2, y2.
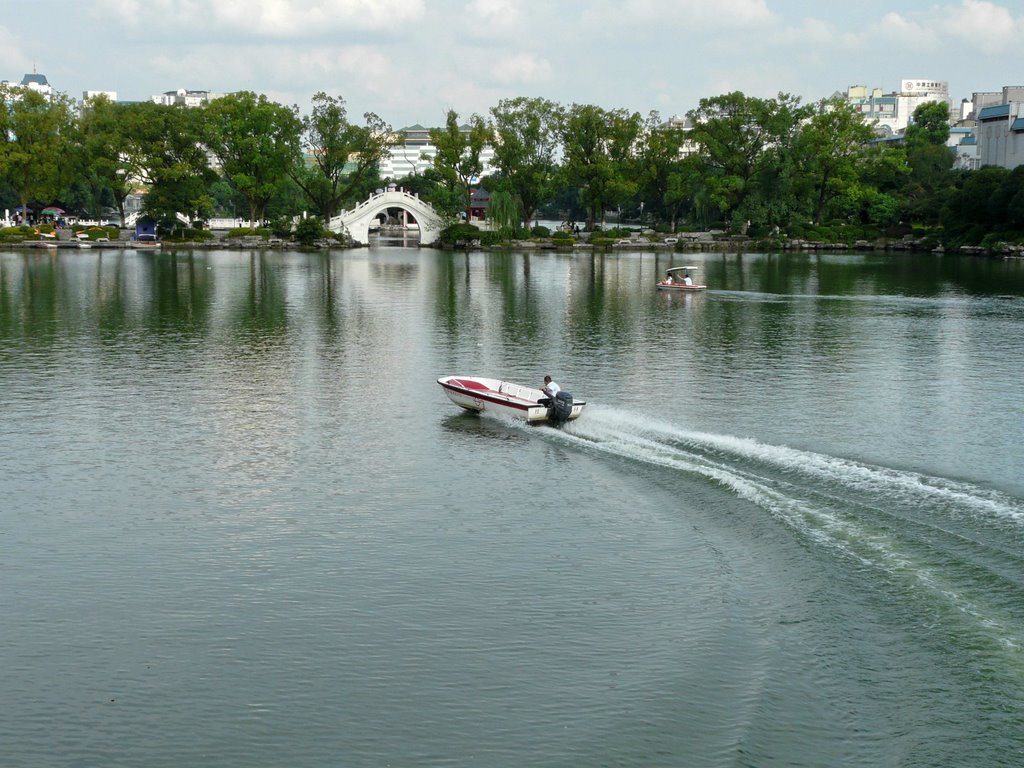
(328, 189, 444, 245)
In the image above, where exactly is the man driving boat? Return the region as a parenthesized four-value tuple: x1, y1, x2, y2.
(539, 375, 560, 405)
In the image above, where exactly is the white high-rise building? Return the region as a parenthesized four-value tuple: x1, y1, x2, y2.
(846, 79, 951, 134)
(379, 124, 496, 181)
(1, 70, 54, 100)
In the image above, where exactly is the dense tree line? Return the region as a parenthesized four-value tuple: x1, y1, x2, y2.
(1, 83, 1021, 246)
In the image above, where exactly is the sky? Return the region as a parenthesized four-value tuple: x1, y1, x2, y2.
(2, 0, 1022, 127)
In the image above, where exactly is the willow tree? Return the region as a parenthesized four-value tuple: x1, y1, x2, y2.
(292, 92, 393, 222)
(485, 187, 521, 232)
(204, 91, 303, 226)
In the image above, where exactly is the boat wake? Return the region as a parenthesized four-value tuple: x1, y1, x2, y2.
(538, 405, 1024, 655)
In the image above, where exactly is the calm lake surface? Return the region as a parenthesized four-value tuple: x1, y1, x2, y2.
(2, 245, 1023, 767)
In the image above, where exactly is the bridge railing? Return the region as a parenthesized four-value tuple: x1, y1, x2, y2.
(208, 217, 248, 230)
(334, 189, 429, 221)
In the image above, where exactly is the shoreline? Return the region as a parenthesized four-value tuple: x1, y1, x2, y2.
(3, 236, 1022, 259)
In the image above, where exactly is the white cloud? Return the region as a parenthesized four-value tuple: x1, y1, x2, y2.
(871, 11, 939, 50)
(91, 0, 144, 26)
(458, 0, 525, 39)
(9, 1, 1024, 128)
(99, 0, 426, 36)
(214, 0, 297, 34)
(866, 3, 1022, 55)
(776, 17, 835, 46)
(464, 0, 521, 24)
(491, 53, 552, 85)
(223, 0, 426, 34)
(0, 26, 30, 73)
(330, 46, 393, 80)
(584, 0, 772, 28)
(940, 0, 1021, 50)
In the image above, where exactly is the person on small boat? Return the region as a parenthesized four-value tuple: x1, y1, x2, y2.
(682, 273, 693, 285)
(663, 272, 673, 284)
(539, 375, 560, 405)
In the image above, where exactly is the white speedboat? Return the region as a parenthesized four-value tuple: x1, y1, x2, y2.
(657, 266, 706, 291)
(437, 376, 585, 424)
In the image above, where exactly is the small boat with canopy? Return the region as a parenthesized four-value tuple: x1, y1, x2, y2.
(656, 266, 706, 291)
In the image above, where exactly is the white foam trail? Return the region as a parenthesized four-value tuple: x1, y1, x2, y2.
(549, 411, 876, 563)
(562, 405, 1024, 525)
(546, 405, 1024, 655)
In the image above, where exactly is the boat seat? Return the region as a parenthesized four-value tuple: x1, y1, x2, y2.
(452, 378, 489, 391)
(449, 378, 542, 405)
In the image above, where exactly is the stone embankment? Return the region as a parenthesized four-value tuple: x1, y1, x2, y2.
(782, 237, 1024, 258)
(5, 228, 1021, 258)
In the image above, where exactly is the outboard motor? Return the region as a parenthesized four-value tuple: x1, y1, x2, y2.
(549, 390, 574, 425)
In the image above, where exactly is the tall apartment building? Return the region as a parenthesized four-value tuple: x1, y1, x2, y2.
(379, 124, 496, 181)
(1, 71, 54, 100)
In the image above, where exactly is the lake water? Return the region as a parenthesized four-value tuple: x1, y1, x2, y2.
(2, 245, 1023, 767)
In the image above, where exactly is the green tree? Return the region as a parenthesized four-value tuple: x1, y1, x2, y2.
(125, 102, 216, 232)
(292, 92, 393, 221)
(686, 91, 807, 230)
(903, 144, 955, 225)
(904, 101, 950, 151)
(204, 91, 302, 225)
(897, 100, 954, 225)
(559, 104, 642, 229)
(264, 174, 307, 221)
(489, 96, 562, 228)
(748, 95, 810, 232)
(208, 178, 247, 218)
(993, 165, 1024, 232)
(941, 166, 1008, 243)
(485, 185, 521, 233)
(77, 94, 139, 224)
(294, 215, 327, 245)
(795, 97, 876, 225)
(0, 85, 76, 219)
(858, 143, 911, 196)
(430, 110, 492, 222)
(392, 170, 442, 200)
(636, 112, 690, 231)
